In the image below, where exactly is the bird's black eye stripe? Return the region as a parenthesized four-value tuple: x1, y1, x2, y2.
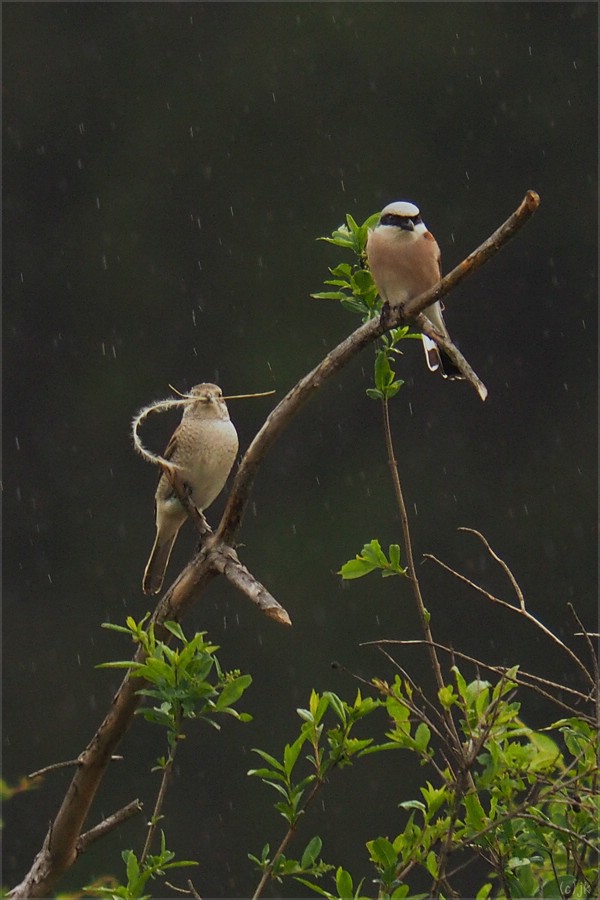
(380, 213, 422, 227)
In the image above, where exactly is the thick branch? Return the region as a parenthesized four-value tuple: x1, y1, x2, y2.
(210, 544, 292, 626)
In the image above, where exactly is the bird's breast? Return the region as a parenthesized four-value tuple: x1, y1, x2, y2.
(368, 231, 440, 305)
(177, 418, 239, 511)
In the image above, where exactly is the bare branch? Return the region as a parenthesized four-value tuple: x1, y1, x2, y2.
(211, 544, 292, 626)
(458, 527, 525, 610)
(366, 638, 595, 719)
(27, 759, 81, 780)
(27, 756, 123, 781)
(419, 316, 488, 401)
(76, 800, 143, 853)
(423, 555, 595, 693)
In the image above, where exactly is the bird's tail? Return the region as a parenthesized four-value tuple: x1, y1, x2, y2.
(422, 335, 465, 380)
(142, 531, 179, 595)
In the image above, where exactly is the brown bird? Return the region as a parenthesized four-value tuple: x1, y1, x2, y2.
(142, 383, 239, 595)
(366, 200, 464, 378)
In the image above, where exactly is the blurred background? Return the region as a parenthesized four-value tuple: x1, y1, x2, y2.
(3, 3, 597, 897)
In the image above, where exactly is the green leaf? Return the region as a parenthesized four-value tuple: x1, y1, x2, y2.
(386, 546, 399, 570)
(311, 291, 347, 301)
(464, 791, 487, 831)
(368, 836, 397, 869)
(425, 850, 438, 878)
(338, 558, 378, 580)
(335, 866, 354, 899)
(414, 722, 431, 753)
(283, 733, 306, 776)
(301, 835, 323, 869)
(214, 674, 252, 711)
(162, 620, 187, 643)
(374, 350, 394, 392)
(250, 748, 286, 772)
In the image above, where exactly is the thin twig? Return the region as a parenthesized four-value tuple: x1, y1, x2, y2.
(458, 527, 526, 610)
(27, 756, 123, 781)
(251, 779, 324, 900)
(140, 736, 179, 866)
(27, 759, 80, 779)
(424, 536, 596, 692)
(187, 880, 203, 900)
(366, 638, 595, 718)
(76, 800, 143, 853)
(380, 397, 464, 764)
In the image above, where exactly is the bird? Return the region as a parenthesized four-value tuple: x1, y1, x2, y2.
(366, 200, 464, 379)
(142, 383, 239, 595)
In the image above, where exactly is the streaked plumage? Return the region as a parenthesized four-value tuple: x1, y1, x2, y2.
(142, 383, 238, 595)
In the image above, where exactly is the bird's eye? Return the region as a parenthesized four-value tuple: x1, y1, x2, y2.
(413, 215, 422, 225)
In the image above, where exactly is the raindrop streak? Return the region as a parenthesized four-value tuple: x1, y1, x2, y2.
(15, 436, 21, 451)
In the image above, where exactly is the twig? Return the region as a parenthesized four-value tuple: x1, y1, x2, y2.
(140, 741, 177, 866)
(458, 527, 526, 610)
(251, 779, 324, 900)
(187, 880, 203, 900)
(380, 399, 455, 717)
(76, 800, 143, 853)
(424, 532, 596, 692)
(365, 639, 595, 718)
(27, 759, 81, 779)
(27, 756, 123, 781)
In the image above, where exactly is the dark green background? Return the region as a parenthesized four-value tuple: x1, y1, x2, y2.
(3, 3, 597, 897)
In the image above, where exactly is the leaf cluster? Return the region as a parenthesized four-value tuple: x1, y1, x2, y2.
(101, 615, 252, 747)
(248, 689, 393, 887)
(84, 832, 197, 900)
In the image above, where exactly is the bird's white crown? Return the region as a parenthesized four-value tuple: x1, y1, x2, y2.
(380, 200, 420, 218)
